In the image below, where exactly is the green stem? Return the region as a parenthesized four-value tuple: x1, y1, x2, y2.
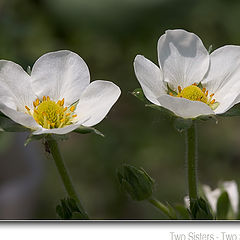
(185, 121, 198, 206)
(148, 197, 174, 219)
(46, 135, 89, 219)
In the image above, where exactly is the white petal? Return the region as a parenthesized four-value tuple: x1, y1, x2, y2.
(158, 95, 214, 119)
(31, 50, 90, 106)
(202, 185, 221, 214)
(75, 80, 121, 127)
(0, 103, 39, 130)
(32, 123, 81, 135)
(0, 60, 36, 111)
(223, 181, 239, 215)
(184, 196, 190, 209)
(134, 55, 166, 105)
(202, 46, 240, 114)
(158, 29, 209, 91)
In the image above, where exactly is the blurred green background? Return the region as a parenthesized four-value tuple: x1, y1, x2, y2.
(0, 0, 240, 219)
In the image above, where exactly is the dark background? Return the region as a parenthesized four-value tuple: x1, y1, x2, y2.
(0, 0, 240, 219)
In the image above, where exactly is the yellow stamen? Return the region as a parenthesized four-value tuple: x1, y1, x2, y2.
(178, 86, 182, 93)
(70, 106, 75, 112)
(169, 92, 173, 96)
(72, 114, 77, 118)
(65, 113, 70, 117)
(210, 93, 214, 98)
(47, 96, 50, 101)
(210, 99, 215, 104)
(60, 98, 64, 106)
(63, 107, 67, 112)
(202, 88, 206, 93)
(25, 106, 30, 111)
(43, 96, 46, 101)
(205, 90, 208, 97)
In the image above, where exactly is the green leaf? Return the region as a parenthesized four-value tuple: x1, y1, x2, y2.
(74, 126, 104, 137)
(174, 118, 193, 132)
(27, 65, 32, 75)
(208, 45, 213, 53)
(190, 197, 213, 220)
(117, 164, 154, 201)
(132, 88, 148, 103)
(216, 191, 230, 220)
(56, 198, 87, 220)
(24, 134, 45, 146)
(0, 113, 28, 132)
(219, 103, 240, 117)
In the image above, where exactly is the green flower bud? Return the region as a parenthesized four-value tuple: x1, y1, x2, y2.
(117, 164, 154, 201)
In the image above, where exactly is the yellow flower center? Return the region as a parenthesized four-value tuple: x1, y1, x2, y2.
(168, 83, 219, 110)
(177, 85, 207, 103)
(25, 96, 77, 129)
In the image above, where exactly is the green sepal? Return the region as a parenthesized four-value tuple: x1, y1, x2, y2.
(132, 88, 149, 103)
(216, 191, 230, 220)
(117, 164, 154, 201)
(27, 65, 32, 75)
(219, 103, 240, 117)
(24, 133, 45, 146)
(0, 112, 28, 132)
(190, 197, 214, 220)
(74, 126, 104, 137)
(56, 197, 87, 220)
(145, 104, 176, 118)
(208, 45, 213, 54)
(167, 84, 177, 96)
(174, 118, 193, 132)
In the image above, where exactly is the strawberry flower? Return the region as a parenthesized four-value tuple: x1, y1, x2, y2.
(0, 50, 121, 135)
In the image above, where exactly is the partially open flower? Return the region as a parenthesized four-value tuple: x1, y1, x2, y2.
(0, 50, 121, 135)
(134, 29, 240, 119)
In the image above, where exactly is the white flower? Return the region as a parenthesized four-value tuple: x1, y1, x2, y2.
(202, 181, 239, 215)
(0, 50, 121, 135)
(134, 29, 240, 119)
(184, 181, 239, 216)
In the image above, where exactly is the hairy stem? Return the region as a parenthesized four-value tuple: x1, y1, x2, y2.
(46, 135, 89, 219)
(185, 121, 198, 207)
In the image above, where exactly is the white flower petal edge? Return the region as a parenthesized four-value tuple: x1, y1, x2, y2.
(134, 55, 165, 105)
(158, 95, 214, 119)
(158, 29, 209, 91)
(202, 185, 221, 213)
(223, 181, 239, 215)
(0, 104, 40, 130)
(75, 80, 121, 127)
(202, 45, 240, 114)
(31, 50, 90, 106)
(0, 60, 37, 112)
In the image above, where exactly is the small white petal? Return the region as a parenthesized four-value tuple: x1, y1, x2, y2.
(158, 95, 214, 119)
(31, 50, 90, 105)
(202, 45, 240, 114)
(0, 60, 36, 111)
(202, 185, 221, 214)
(184, 196, 190, 209)
(75, 80, 121, 127)
(223, 181, 239, 215)
(134, 55, 166, 105)
(0, 104, 39, 130)
(158, 29, 209, 91)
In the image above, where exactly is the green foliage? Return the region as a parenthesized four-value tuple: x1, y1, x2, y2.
(219, 103, 240, 117)
(132, 88, 149, 103)
(216, 191, 230, 220)
(174, 204, 191, 220)
(117, 164, 154, 201)
(190, 197, 213, 220)
(74, 126, 104, 137)
(56, 198, 87, 220)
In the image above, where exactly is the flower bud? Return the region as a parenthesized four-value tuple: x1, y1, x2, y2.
(117, 164, 154, 201)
